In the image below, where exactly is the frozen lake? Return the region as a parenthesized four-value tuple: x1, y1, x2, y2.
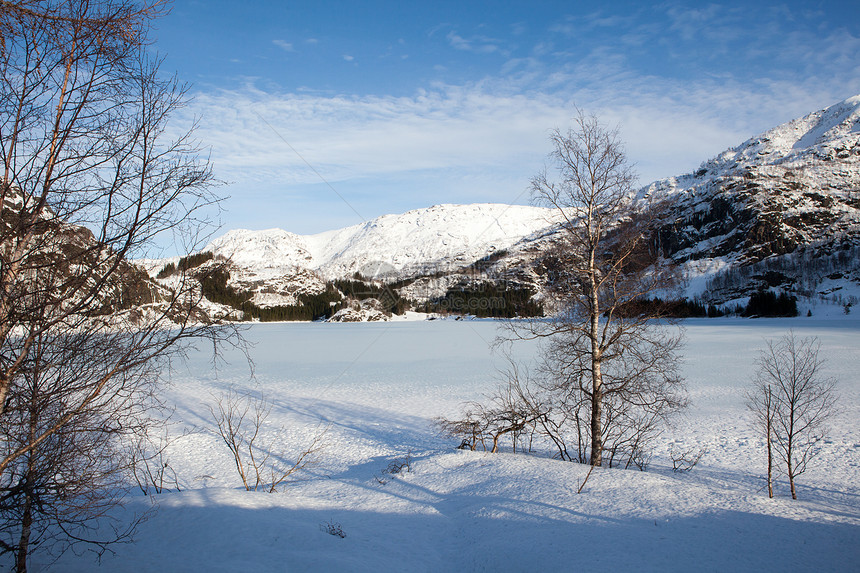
(170, 316, 860, 424)
(162, 317, 860, 482)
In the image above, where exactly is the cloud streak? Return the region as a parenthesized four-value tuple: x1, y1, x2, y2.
(446, 31, 502, 54)
(183, 69, 854, 207)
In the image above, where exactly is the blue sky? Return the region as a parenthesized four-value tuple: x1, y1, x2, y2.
(152, 0, 860, 240)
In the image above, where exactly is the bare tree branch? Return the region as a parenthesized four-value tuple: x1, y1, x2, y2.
(208, 388, 328, 493)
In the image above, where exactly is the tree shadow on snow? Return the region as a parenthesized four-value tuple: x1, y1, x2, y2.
(41, 488, 860, 573)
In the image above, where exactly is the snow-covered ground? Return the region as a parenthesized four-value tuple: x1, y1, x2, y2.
(42, 317, 860, 572)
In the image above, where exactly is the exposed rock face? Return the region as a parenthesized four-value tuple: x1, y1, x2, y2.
(644, 95, 860, 265)
(0, 184, 168, 321)
(327, 298, 390, 322)
(636, 95, 860, 302)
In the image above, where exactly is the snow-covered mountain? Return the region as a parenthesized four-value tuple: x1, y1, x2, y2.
(204, 203, 559, 281)
(387, 94, 860, 311)
(640, 94, 860, 304)
(643, 95, 859, 259)
(142, 94, 860, 319)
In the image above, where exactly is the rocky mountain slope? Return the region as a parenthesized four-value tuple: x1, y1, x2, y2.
(642, 94, 860, 305)
(0, 185, 167, 322)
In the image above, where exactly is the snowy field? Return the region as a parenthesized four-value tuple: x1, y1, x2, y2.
(42, 317, 860, 572)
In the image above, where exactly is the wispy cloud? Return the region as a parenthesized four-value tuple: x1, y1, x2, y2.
(186, 85, 565, 186)
(272, 39, 294, 52)
(172, 3, 860, 233)
(180, 74, 815, 204)
(665, 4, 728, 42)
(446, 31, 501, 54)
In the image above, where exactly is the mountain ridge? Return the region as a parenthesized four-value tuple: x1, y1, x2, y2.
(204, 203, 561, 280)
(143, 94, 860, 319)
(640, 94, 860, 305)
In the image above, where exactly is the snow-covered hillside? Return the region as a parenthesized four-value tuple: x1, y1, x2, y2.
(641, 94, 860, 206)
(645, 97, 859, 262)
(635, 94, 860, 303)
(205, 203, 559, 280)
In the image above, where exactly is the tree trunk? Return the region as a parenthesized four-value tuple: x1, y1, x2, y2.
(788, 459, 797, 500)
(788, 410, 797, 499)
(17, 384, 39, 573)
(590, 363, 603, 466)
(0, 373, 9, 417)
(766, 415, 773, 498)
(589, 266, 603, 467)
(16, 488, 33, 573)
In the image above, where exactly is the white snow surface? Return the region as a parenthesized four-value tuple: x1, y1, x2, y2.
(39, 318, 860, 573)
(204, 203, 559, 280)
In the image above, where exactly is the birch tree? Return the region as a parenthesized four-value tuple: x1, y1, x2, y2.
(511, 112, 686, 467)
(748, 333, 837, 499)
(0, 1, 237, 569)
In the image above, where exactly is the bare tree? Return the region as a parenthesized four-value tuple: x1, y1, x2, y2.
(746, 375, 776, 498)
(439, 341, 681, 470)
(444, 115, 686, 469)
(669, 445, 706, 473)
(0, 328, 157, 568)
(747, 333, 837, 499)
(0, 1, 239, 569)
(506, 112, 686, 467)
(436, 361, 552, 456)
(128, 427, 181, 496)
(208, 388, 327, 493)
